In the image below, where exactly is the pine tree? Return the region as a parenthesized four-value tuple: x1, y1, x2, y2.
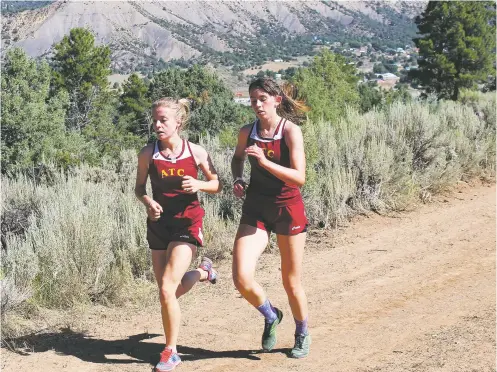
(51, 28, 111, 131)
(0, 48, 81, 173)
(409, 1, 496, 100)
(52, 28, 111, 94)
(118, 73, 151, 136)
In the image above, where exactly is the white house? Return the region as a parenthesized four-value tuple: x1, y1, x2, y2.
(375, 73, 399, 81)
(234, 98, 251, 106)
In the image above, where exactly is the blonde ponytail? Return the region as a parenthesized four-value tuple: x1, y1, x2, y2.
(152, 97, 191, 130)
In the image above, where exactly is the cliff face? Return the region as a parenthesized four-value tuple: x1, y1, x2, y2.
(1, 1, 425, 70)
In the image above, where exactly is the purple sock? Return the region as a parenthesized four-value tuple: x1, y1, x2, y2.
(256, 299, 277, 322)
(295, 317, 308, 335)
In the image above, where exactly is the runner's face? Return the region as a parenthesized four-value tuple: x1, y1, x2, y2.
(152, 107, 180, 140)
(250, 89, 281, 120)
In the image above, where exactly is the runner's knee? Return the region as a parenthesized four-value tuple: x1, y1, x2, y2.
(233, 271, 254, 292)
(159, 283, 178, 305)
(282, 275, 302, 297)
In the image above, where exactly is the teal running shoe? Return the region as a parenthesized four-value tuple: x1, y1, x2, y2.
(261, 307, 283, 351)
(289, 333, 311, 359)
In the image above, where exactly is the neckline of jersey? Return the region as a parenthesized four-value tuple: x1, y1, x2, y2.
(158, 139, 185, 160)
(256, 117, 284, 140)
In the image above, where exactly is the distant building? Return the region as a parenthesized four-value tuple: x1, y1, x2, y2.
(375, 73, 399, 81)
(275, 73, 282, 80)
(234, 97, 251, 106)
(273, 59, 283, 63)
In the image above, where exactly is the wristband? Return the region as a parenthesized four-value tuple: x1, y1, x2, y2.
(233, 177, 245, 186)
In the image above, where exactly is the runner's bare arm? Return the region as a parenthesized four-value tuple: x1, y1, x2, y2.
(231, 124, 251, 180)
(184, 143, 222, 194)
(135, 144, 154, 206)
(135, 144, 163, 220)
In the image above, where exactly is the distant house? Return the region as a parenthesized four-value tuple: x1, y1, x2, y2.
(275, 73, 282, 80)
(234, 97, 251, 106)
(273, 59, 283, 63)
(375, 73, 399, 81)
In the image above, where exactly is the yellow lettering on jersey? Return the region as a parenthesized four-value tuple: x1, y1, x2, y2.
(266, 150, 275, 158)
(161, 168, 185, 178)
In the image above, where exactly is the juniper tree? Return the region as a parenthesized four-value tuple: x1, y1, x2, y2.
(409, 1, 496, 100)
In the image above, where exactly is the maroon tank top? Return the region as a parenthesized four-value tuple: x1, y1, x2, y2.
(246, 118, 302, 206)
(148, 140, 205, 226)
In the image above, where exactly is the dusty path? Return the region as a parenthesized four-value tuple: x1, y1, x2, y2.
(2, 184, 495, 372)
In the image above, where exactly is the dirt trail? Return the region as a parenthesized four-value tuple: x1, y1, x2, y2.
(2, 184, 495, 372)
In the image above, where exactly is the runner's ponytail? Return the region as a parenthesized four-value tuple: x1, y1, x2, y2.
(249, 77, 309, 124)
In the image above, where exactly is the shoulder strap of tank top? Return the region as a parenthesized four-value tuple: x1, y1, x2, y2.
(279, 118, 288, 137)
(273, 117, 285, 138)
(149, 141, 159, 164)
(247, 119, 258, 145)
(185, 140, 199, 170)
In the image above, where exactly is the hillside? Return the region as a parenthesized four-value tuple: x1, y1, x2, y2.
(1, 1, 426, 73)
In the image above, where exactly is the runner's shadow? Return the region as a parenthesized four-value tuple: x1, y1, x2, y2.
(6, 328, 161, 364)
(5, 328, 289, 365)
(178, 345, 291, 361)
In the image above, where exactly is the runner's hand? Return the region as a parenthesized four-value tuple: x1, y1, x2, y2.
(233, 179, 246, 198)
(182, 175, 201, 194)
(245, 145, 268, 166)
(147, 200, 163, 221)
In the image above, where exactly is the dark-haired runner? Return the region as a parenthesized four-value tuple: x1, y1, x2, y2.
(231, 78, 311, 358)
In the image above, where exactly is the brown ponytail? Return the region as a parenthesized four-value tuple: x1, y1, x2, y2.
(249, 77, 310, 124)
